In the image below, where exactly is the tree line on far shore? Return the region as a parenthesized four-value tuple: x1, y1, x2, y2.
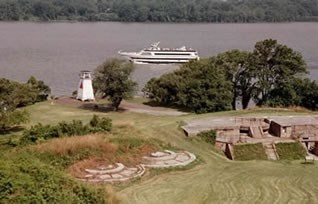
(0, 0, 318, 22)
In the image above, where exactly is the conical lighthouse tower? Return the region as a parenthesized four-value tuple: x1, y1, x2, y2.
(76, 71, 95, 101)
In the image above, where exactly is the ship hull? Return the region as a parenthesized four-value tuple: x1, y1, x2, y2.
(118, 51, 199, 64)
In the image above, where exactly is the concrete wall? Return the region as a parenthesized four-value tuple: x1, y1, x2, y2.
(282, 127, 292, 138)
(269, 121, 282, 137)
(225, 143, 234, 160)
(216, 129, 240, 144)
(269, 121, 292, 138)
(292, 125, 318, 139)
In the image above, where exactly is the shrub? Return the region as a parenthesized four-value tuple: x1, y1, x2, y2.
(58, 120, 90, 136)
(21, 116, 112, 144)
(0, 155, 107, 203)
(21, 123, 59, 144)
(198, 130, 217, 145)
(89, 115, 112, 132)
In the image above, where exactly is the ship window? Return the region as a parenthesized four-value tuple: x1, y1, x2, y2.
(141, 52, 152, 55)
(154, 53, 191, 56)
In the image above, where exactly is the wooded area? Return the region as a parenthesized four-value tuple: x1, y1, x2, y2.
(0, 0, 318, 22)
(143, 39, 318, 113)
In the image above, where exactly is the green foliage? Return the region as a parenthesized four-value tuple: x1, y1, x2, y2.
(275, 142, 307, 160)
(0, 0, 318, 22)
(234, 143, 268, 160)
(251, 39, 307, 106)
(0, 78, 36, 111)
(21, 123, 60, 143)
(144, 39, 317, 111)
(144, 59, 233, 113)
(21, 116, 112, 144)
(210, 39, 310, 110)
(27, 76, 51, 102)
(214, 50, 253, 110)
(296, 79, 318, 110)
(89, 114, 112, 132)
(0, 155, 106, 203)
(0, 77, 50, 131)
(197, 130, 216, 145)
(93, 58, 137, 111)
(0, 110, 29, 131)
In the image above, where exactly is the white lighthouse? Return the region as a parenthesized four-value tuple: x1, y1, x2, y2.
(76, 70, 95, 101)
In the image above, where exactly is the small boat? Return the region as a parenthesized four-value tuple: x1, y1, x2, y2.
(118, 42, 199, 64)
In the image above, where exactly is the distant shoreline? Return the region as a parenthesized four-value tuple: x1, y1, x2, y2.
(1, 20, 318, 24)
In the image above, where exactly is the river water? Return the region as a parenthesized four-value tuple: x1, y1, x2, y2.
(0, 22, 318, 96)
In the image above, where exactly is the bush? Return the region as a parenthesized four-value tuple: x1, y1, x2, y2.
(58, 120, 90, 136)
(0, 155, 107, 203)
(198, 130, 217, 145)
(89, 115, 112, 132)
(21, 123, 59, 144)
(21, 116, 112, 144)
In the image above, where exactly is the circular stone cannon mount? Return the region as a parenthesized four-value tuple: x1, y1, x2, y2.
(78, 163, 145, 183)
(143, 150, 196, 168)
(75, 150, 196, 183)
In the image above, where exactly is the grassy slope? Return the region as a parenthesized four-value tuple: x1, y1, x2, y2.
(276, 143, 307, 160)
(234, 143, 268, 160)
(15, 102, 318, 203)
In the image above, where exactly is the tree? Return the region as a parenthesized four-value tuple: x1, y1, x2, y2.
(27, 76, 51, 102)
(251, 39, 307, 106)
(0, 78, 31, 131)
(93, 58, 137, 111)
(143, 59, 233, 113)
(214, 50, 253, 110)
(265, 77, 318, 110)
(0, 77, 50, 131)
(0, 109, 29, 131)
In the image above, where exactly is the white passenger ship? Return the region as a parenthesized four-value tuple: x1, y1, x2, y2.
(118, 42, 199, 64)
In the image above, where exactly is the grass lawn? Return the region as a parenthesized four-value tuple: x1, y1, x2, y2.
(2, 101, 318, 204)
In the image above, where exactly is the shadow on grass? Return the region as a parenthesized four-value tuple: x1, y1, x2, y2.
(79, 103, 127, 113)
(0, 126, 25, 135)
(300, 162, 315, 165)
(143, 100, 192, 113)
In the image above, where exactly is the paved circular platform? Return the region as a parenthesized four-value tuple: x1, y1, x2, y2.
(76, 150, 196, 183)
(143, 150, 196, 168)
(78, 163, 145, 183)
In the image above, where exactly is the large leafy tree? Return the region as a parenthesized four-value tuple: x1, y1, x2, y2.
(177, 59, 233, 113)
(251, 39, 307, 106)
(27, 76, 51, 102)
(267, 77, 318, 110)
(214, 50, 254, 110)
(93, 58, 137, 111)
(144, 59, 233, 113)
(0, 78, 31, 131)
(0, 77, 50, 131)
